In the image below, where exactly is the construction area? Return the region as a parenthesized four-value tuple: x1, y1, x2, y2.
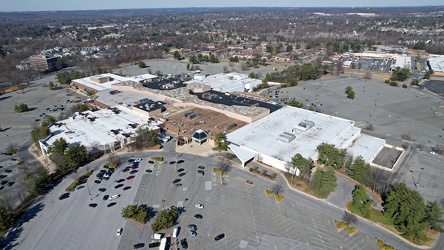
(161, 107, 248, 143)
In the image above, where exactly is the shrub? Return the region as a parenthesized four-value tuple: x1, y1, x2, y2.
(402, 84, 407, 88)
(274, 194, 284, 202)
(152, 157, 164, 162)
(384, 79, 390, 84)
(377, 240, 395, 250)
(389, 81, 398, 87)
(65, 170, 93, 191)
(265, 189, 273, 197)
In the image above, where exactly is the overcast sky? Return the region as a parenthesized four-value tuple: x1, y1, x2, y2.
(0, 0, 442, 11)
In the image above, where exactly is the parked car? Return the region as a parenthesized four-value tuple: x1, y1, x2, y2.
(151, 233, 164, 240)
(188, 231, 197, 237)
(174, 183, 182, 188)
(115, 184, 124, 189)
(148, 160, 154, 164)
(178, 173, 186, 177)
(172, 179, 181, 184)
(76, 185, 85, 190)
(126, 175, 135, 180)
(107, 202, 116, 207)
(103, 195, 109, 200)
(123, 186, 131, 190)
(145, 169, 153, 174)
(188, 224, 197, 231)
(133, 243, 145, 249)
(98, 188, 106, 192)
(197, 170, 205, 176)
(195, 203, 204, 209)
(5, 170, 13, 173)
(129, 170, 138, 174)
(116, 228, 123, 236)
(7, 181, 14, 187)
(115, 179, 125, 183)
(1, 180, 8, 185)
(214, 233, 225, 241)
(148, 242, 160, 248)
(194, 214, 203, 219)
(108, 194, 120, 201)
(89, 203, 98, 208)
(59, 193, 70, 200)
(198, 166, 205, 169)
(177, 168, 185, 173)
(180, 239, 188, 249)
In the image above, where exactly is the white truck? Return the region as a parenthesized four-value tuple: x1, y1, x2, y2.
(159, 238, 167, 250)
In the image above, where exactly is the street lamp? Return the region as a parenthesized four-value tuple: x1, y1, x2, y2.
(428, 141, 434, 152)
(437, 135, 442, 148)
(161, 199, 165, 210)
(6, 134, 13, 150)
(86, 181, 92, 200)
(368, 114, 372, 124)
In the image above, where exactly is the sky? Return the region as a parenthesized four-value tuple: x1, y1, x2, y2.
(0, 0, 442, 12)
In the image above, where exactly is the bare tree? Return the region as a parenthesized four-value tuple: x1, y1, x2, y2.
(108, 153, 120, 166)
(0, 193, 19, 212)
(371, 168, 392, 195)
(342, 211, 357, 225)
(272, 184, 283, 196)
(217, 154, 231, 172)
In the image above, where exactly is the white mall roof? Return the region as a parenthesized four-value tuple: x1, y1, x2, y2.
(45, 105, 159, 149)
(227, 106, 385, 163)
(126, 74, 158, 82)
(186, 73, 263, 93)
(428, 55, 444, 73)
(73, 73, 135, 92)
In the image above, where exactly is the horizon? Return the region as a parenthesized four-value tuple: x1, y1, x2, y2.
(0, 0, 443, 12)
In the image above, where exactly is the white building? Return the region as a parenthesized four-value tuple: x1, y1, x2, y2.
(226, 106, 386, 174)
(39, 105, 162, 156)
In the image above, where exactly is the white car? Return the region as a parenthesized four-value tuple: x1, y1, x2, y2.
(116, 228, 123, 236)
(109, 194, 121, 201)
(195, 203, 204, 209)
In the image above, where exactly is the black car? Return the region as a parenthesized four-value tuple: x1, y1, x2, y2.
(214, 233, 225, 241)
(123, 186, 131, 190)
(177, 159, 185, 164)
(0, 175, 6, 179)
(115, 179, 125, 183)
(0, 186, 4, 191)
(103, 195, 109, 200)
(89, 203, 98, 208)
(98, 188, 106, 192)
(59, 193, 70, 200)
(180, 239, 188, 249)
(174, 183, 182, 188)
(148, 242, 160, 248)
(7, 181, 14, 187)
(145, 169, 153, 174)
(5, 170, 13, 173)
(133, 243, 145, 249)
(129, 170, 138, 174)
(194, 214, 203, 219)
(107, 202, 116, 207)
(128, 159, 135, 163)
(177, 168, 185, 172)
(115, 184, 124, 189)
(178, 173, 186, 177)
(198, 166, 205, 169)
(148, 160, 154, 164)
(169, 161, 176, 165)
(94, 180, 101, 184)
(1, 180, 8, 185)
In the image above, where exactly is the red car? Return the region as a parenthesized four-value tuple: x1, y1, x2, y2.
(172, 179, 181, 184)
(126, 175, 135, 180)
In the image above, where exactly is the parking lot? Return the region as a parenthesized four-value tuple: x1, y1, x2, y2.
(341, 57, 393, 72)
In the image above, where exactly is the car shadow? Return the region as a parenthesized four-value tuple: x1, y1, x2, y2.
(0, 202, 45, 249)
(0, 95, 12, 101)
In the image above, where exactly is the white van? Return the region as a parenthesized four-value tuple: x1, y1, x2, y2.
(172, 226, 180, 238)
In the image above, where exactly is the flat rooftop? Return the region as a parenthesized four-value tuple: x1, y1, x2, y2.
(45, 106, 160, 149)
(192, 90, 281, 113)
(72, 73, 134, 92)
(186, 72, 263, 93)
(95, 88, 162, 107)
(142, 77, 187, 90)
(227, 106, 384, 163)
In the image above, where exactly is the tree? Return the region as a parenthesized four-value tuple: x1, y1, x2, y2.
(272, 184, 283, 196)
(14, 103, 29, 113)
(48, 138, 68, 155)
(342, 211, 357, 225)
(313, 169, 336, 198)
(384, 183, 427, 239)
(390, 67, 410, 82)
(0, 204, 13, 231)
(64, 144, 88, 171)
(423, 201, 443, 232)
(214, 132, 229, 151)
(348, 156, 372, 186)
(248, 72, 259, 79)
(48, 81, 58, 90)
(151, 206, 179, 232)
(287, 100, 303, 108)
(217, 155, 231, 173)
(286, 45, 293, 52)
(351, 184, 374, 218)
(122, 204, 139, 219)
(317, 143, 347, 169)
(209, 54, 219, 63)
(173, 51, 181, 60)
(411, 78, 419, 86)
(345, 86, 355, 99)
(291, 153, 313, 180)
(138, 61, 146, 68)
(364, 72, 372, 80)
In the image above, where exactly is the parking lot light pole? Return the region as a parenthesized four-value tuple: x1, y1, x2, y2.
(161, 199, 165, 210)
(6, 134, 13, 150)
(86, 181, 92, 200)
(437, 135, 442, 148)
